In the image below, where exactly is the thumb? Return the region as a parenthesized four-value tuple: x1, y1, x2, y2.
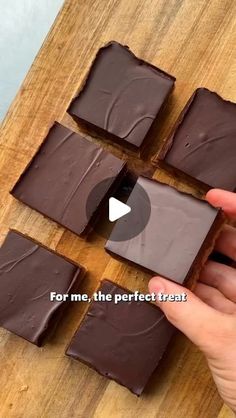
(149, 276, 230, 355)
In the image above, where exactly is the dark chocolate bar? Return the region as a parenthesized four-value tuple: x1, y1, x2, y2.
(105, 177, 223, 286)
(68, 41, 175, 148)
(0, 230, 83, 346)
(159, 88, 236, 191)
(66, 279, 174, 395)
(11, 122, 126, 236)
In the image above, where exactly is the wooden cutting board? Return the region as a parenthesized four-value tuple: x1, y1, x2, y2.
(0, 0, 235, 417)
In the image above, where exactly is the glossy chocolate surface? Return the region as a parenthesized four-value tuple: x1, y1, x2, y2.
(162, 88, 236, 191)
(68, 41, 175, 147)
(106, 177, 219, 283)
(66, 279, 174, 395)
(11, 122, 126, 236)
(0, 230, 82, 345)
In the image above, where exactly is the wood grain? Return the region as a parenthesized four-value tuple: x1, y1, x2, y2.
(0, 0, 235, 417)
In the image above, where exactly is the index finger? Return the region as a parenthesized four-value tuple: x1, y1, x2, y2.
(206, 189, 236, 219)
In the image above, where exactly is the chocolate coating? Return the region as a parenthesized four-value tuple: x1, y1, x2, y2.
(66, 279, 174, 395)
(105, 177, 220, 284)
(161, 88, 236, 191)
(11, 122, 126, 236)
(68, 41, 175, 148)
(0, 230, 82, 346)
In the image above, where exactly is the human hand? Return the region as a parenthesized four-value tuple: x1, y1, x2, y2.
(149, 189, 236, 413)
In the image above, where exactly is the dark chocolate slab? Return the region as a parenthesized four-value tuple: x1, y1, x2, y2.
(68, 41, 175, 148)
(11, 122, 126, 236)
(0, 230, 82, 346)
(105, 177, 221, 284)
(160, 88, 236, 191)
(66, 279, 174, 395)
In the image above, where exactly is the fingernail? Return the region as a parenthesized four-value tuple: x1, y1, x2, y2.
(148, 277, 165, 296)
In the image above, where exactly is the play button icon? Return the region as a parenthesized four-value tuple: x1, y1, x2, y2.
(86, 175, 151, 241)
(109, 197, 131, 222)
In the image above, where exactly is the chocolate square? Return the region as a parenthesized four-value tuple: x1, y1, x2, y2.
(159, 88, 236, 191)
(105, 177, 222, 285)
(68, 41, 175, 148)
(66, 279, 174, 395)
(0, 230, 82, 346)
(11, 123, 126, 236)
